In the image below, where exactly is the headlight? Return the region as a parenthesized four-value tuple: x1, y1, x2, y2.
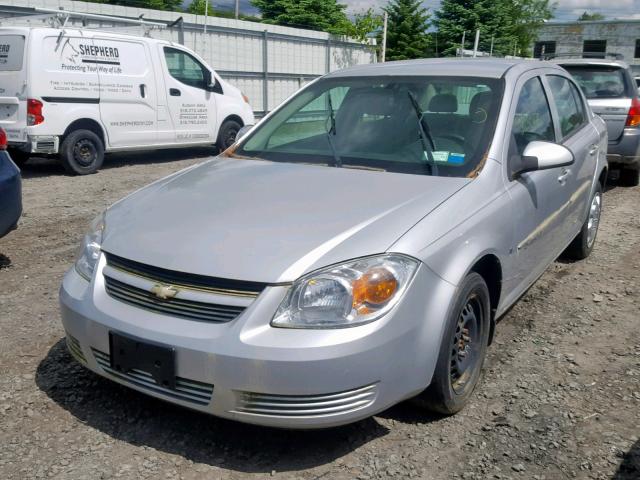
(272, 254, 419, 329)
(75, 212, 106, 281)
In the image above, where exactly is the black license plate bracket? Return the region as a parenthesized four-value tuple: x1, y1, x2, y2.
(109, 332, 176, 390)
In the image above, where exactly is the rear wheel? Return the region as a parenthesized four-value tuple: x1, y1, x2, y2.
(619, 168, 639, 187)
(7, 149, 30, 169)
(60, 129, 104, 175)
(564, 183, 602, 260)
(216, 119, 242, 152)
(415, 272, 491, 415)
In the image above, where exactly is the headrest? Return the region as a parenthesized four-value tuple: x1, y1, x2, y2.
(469, 91, 493, 124)
(428, 94, 458, 113)
(341, 88, 406, 117)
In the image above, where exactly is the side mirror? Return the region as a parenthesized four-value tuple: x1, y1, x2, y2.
(510, 141, 574, 179)
(203, 70, 220, 93)
(236, 125, 253, 141)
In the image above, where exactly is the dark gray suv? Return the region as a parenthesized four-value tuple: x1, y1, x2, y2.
(555, 58, 640, 186)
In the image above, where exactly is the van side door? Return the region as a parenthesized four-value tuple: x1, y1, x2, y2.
(95, 37, 157, 147)
(160, 46, 216, 144)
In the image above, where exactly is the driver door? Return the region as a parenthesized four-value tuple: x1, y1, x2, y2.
(160, 46, 216, 144)
(503, 74, 568, 298)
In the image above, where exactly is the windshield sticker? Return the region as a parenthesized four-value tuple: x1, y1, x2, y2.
(448, 153, 465, 164)
(428, 151, 466, 164)
(431, 151, 449, 163)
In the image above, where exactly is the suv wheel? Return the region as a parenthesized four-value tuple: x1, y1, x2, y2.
(60, 130, 104, 175)
(619, 168, 639, 187)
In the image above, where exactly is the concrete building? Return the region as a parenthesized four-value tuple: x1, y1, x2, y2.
(536, 20, 640, 74)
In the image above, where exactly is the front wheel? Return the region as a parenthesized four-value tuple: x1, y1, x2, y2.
(564, 183, 602, 260)
(60, 129, 104, 175)
(414, 272, 491, 415)
(216, 119, 242, 152)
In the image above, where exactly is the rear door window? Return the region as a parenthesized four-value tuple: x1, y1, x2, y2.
(547, 75, 587, 139)
(0, 35, 25, 71)
(562, 66, 630, 99)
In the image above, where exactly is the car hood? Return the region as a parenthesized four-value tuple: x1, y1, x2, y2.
(102, 158, 471, 283)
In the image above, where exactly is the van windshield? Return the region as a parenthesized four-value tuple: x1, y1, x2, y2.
(236, 76, 504, 177)
(562, 65, 631, 99)
(0, 35, 25, 72)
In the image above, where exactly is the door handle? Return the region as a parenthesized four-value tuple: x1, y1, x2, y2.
(139, 83, 146, 98)
(169, 88, 181, 97)
(588, 144, 599, 155)
(557, 169, 571, 185)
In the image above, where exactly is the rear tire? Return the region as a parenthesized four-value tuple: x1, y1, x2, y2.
(414, 272, 491, 415)
(60, 129, 104, 175)
(619, 168, 639, 187)
(8, 149, 30, 169)
(564, 183, 602, 260)
(216, 119, 242, 152)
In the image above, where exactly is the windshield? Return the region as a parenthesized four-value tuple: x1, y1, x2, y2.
(563, 66, 631, 99)
(236, 76, 504, 177)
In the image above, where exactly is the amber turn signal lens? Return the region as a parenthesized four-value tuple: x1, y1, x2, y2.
(352, 267, 398, 313)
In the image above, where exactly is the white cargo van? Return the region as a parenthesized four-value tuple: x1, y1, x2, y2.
(0, 27, 254, 174)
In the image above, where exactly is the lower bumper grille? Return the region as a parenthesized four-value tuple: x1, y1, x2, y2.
(92, 349, 214, 406)
(235, 383, 377, 417)
(66, 334, 86, 363)
(104, 275, 245, 323)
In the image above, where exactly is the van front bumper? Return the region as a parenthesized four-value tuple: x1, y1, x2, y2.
(59, 259, 453, 429)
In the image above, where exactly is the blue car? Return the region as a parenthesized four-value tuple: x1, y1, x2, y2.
(0, 128, 22, 239)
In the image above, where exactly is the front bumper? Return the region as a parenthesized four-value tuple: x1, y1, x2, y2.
(608, 127, 640, 168)
(59, 256, 454, 428)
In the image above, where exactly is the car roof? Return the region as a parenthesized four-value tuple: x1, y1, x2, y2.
(325, 58, 565, 79)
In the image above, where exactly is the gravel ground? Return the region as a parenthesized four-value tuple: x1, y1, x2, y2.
(0, 151, 639, 480)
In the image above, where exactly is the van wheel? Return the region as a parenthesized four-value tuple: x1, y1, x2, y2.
(7, 149, 30, 169)
(216, 119, 241, 151)
(414, 272, 491, 415)
(60, 130, 104, 175)
(619, 168, 639, 187)
(564, 183, 602, 260)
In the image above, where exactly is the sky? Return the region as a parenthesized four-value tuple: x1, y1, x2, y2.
(213, 0, 640, 22)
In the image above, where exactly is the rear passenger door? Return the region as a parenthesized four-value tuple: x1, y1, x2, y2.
(544, 74, 597, 246)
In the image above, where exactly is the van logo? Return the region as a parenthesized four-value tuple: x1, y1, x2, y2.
(150, 284, 179, 300)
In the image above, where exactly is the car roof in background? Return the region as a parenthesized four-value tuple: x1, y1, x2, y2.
(550, 58, 631, 69)
(326, 58, 566, 80)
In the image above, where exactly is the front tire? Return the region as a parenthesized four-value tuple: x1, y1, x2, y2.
(60, 129, 104, 175)
(415, 272, 491, 415)
(216, 119, 242, 152)
(564, 183, 602, 260)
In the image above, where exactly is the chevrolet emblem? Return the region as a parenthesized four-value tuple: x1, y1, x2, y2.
(150, 284, 179, 300)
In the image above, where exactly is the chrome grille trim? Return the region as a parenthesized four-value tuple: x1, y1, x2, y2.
(104, 275, 245, 323)
(66, 334, 86, 363)
(92, 349, 213, 405)
(235, 384, 377, 417)
(104, 252, 266, 298)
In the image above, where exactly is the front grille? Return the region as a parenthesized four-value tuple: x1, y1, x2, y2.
(235, 383, 378, 418)
(104, 252, 266, 298)
(66, 334, 86, 363)
(104, 276, 245, 322)
(92, 349, 214, 405)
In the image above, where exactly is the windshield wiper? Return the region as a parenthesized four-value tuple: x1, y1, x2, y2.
(325, 93, 342, 168)
(407, 90, 438, 176)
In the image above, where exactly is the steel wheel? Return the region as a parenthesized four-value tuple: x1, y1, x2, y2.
(450, 294, 483, 394)
(73, 139, 98, 167)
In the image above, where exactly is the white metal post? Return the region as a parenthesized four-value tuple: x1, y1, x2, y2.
(381, 11, 388, 62)
(235, 0, 239, 19)
(460, 31, 465, 57)
(204, 0, 208, 34)
(472, 29, 479, 57)
(490, 35, 494, 56)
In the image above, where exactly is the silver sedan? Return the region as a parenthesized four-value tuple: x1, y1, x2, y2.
(60, 58, 608, 428)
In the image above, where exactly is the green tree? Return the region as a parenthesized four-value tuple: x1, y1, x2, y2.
(346, 8, 384, 43)
(187, 0, 214, 15)
(435, 0, 553, 57)
(251, 0, 351, 35)
(578, 11, 605, 21)
(83, 0, 183, 11)
(383, 0, 430, 60)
